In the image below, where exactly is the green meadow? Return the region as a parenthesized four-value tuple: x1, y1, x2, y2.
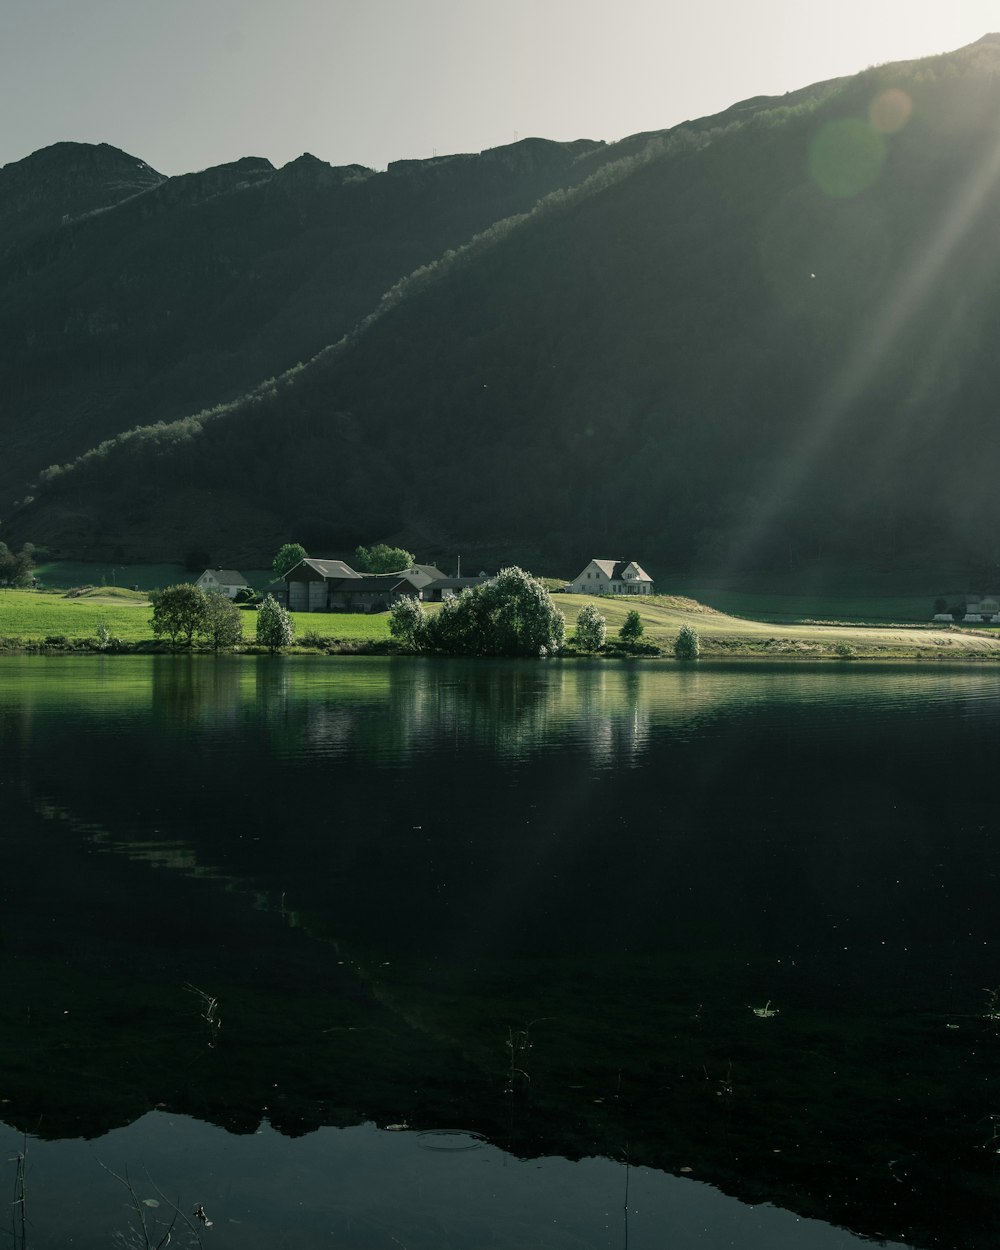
(0, 589, 390, 647)
(1, 586, 996, 658)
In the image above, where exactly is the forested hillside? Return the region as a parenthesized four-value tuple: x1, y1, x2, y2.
(7, 36, 1000, 579)
(0, 133, 609, 515)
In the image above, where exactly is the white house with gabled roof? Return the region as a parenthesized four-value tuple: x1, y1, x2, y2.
(569, 559, 653, 596)
(196, 568, 250, 599)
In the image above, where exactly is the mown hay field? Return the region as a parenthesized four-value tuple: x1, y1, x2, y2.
(560, 593, 1000, 659)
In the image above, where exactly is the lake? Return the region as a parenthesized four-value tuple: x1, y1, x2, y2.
(1, 654, 998, 1248)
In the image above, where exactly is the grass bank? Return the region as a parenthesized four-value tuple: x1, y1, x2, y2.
(1, 588, 997, 659)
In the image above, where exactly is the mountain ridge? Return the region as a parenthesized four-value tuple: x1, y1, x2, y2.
(5, 37, 1000, 577)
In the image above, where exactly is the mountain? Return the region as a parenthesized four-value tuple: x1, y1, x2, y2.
(0, 141, 166, 251)
(0, 134, 610, 522)
(6, 36, 1000, 579)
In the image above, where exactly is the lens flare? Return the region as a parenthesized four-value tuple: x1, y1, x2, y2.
(809, 118, 886, 198)
(869, 88, 912, 135)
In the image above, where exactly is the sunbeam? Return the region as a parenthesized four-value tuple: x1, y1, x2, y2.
(727, 83, 1000, 572)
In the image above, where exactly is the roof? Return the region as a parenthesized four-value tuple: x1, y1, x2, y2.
(586, 559, 652, 582)
(403, 563, 447, 586)
(199, 568, 248, 586)
(285, 558, 362, 581)
(341, 575, 421, 595)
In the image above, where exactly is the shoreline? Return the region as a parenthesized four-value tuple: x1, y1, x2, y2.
(3, 642, 1000, 664)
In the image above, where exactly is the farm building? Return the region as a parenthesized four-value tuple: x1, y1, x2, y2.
(283, 559, 453, 612)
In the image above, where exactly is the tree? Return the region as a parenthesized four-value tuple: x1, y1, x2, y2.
(273, 542, 307, 579)
(619, 609, 644, 644)
(202, 590, 244, 651)
(423, 567, 565, 656)
(674, 624, 700, 660)
(257, 594, 295, 652)
(389, 595, 425, 647)
(354, 543, 415, 574)
(0, 541, 35, 587)
(575, 603, 606, 651)
(150, 583, 208, 646)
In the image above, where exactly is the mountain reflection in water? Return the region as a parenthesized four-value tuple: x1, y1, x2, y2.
(1, 654, 997, 1248)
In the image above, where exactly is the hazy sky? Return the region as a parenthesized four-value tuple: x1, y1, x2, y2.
(3, 1, 998, 176)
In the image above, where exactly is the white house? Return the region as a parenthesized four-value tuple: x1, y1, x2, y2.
(568, 559, 653, 596)
(964, 595, 1000, 623)
(196, 568, 250, 599)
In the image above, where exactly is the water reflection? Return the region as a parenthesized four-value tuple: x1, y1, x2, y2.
(1, 656, 999, 1248)
(0, 1112, 907, 1250)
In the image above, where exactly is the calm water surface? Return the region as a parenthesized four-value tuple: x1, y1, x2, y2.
(2, 655, 999, 1248)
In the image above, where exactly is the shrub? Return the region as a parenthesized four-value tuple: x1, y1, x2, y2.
(619, 609, 644, 645)
(257, 594, 295, 652)
(389, 595, 425, 647)
(355, 543, 415, 574)
(202, 590, 244, 651)
(575, 603, 606, 651)
(674, 624, 700, 660)
(150, 584, 208, 646)
(423, 567, 565, 656)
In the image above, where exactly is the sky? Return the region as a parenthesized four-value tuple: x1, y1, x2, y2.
(2, 1, 999, 176)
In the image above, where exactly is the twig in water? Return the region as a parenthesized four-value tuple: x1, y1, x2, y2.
(504, 1017, 556, 1094)
(9, 1132, 27, 1250)
(99, 1162, 205, 1250)
(184, 983, 222, 1047)
(622, 1142, 630, 1250)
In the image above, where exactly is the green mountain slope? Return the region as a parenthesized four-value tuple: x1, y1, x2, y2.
(0, 134, 610, 516)
(8, 37, 1000, 578)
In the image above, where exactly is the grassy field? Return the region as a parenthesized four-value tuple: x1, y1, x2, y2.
(1, 586, 997, 658)
(558, 593, 1000, 659)
(0, 589, 390, 646)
